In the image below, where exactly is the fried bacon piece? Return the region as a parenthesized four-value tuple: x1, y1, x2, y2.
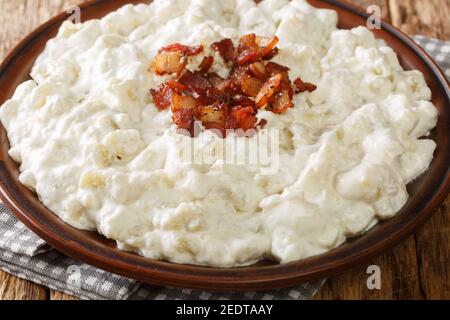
(236, 34, 260, 65)
(152, 43, 204, 76)
(193, 102, 228, 137)
(265, 62, 295, 108)
(265, 62, 290, 78)
(151, 51, 186, 76)
(241, 73, 264, 97)
(206, 72, 224, 87)
(255, 74, 282, 108)
(150, 83, 175, 110)
(227, 106, 258, 132)
(179, 70, 211, 96)
(249, 62, 269, 80)
(198, 56, 214, 73)
(211, 65, 249, 97)
(211, 39, 237, 63)
(214, 75, 242, 97)
(171, 92, 198, 112)
(262, 48, 279, 60)
(158, 43, 203, 56)
(173, 108, 195, 130)
(149, 34, 316, 137)
(196, 102, 227, 127)
(271, 90, 293, 114)
(237, 34, 279, 66)
(257, 118, 268, 128)
(294, 77, 318, 93)
(231, 95, 256, 107)
(257, 36, 279, 60)
(165, 79, 188, 91)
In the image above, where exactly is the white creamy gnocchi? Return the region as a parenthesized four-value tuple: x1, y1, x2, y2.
(0, 0, 437, 267)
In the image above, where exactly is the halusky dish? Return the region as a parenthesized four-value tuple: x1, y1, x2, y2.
(0, 0, 437, 267)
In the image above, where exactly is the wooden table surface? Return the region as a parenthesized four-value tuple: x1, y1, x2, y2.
(0, 0, 449, 300)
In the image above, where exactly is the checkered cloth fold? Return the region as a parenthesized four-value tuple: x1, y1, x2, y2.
(413, 35, 450, 79)
(0, 35, 449, 300)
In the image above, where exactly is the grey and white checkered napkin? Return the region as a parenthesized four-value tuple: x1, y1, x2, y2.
(0, 35, 448, 300)
(413, 35, 450, 79)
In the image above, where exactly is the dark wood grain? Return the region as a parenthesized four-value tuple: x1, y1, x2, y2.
(389, 0, 450, 40)
(321, 0, 450, 301)
(415, 196, 450, 299)
(315, 238, 425, 300)
(0, 270, 47, 300)
(50, 290, 80, 300)
(0, 0, 449, 300)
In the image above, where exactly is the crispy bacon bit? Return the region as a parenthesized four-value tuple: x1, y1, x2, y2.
(149, 34, 316, 137)
(230, 65, 248, 84)
(266, 62, 290, 77)
(294, 77, 317, 93)
(171, 92, 198, 112)
(215, 72, 242, 97)
(211, 39, 237, 63)
(236, 34, 259, 65)
(152, 43, 203, 76)
(249, 62, 269, 80)
(150, 83, 175, 110)
(195, 95, 216, 107)
(173, 108, 195, 130)
(165, 79, 188, 91)
(257, 118, 268, 128)
(159, 43, 203, 56)
(179, 70, 211, 96)
(227, 106, 258, 132)
(262, 48, 279, 60)
(257, 36, 279, 59)
(271, 90, 293, 114)
(241, 73, 264, 97)
(255, 74, 282, 108)
(231, 95, 255, 107)
(237, 50, 259, 66)
(151, 51, 186, 76)
(206, 72, 223, 86)
(196, 102, 227, 127)
(198, 56, 214, 73)
(237, 34, 280, 66)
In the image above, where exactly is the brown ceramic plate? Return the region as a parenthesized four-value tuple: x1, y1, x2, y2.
(0, 0, 449, 291)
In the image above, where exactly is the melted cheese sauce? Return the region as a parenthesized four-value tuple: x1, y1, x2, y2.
(0, 0, 437, 267)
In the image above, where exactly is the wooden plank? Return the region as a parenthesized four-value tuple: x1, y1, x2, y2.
(389, 0, 450, 40)
(415, 195, 450, 299)
(0, 0, 84, 62)
(50, 290, 79, 300)
(0, 270, 48, 300)
(315, 236, 424, 299)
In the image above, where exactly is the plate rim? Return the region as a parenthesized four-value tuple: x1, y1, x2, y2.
(0, 0, 449, 291)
